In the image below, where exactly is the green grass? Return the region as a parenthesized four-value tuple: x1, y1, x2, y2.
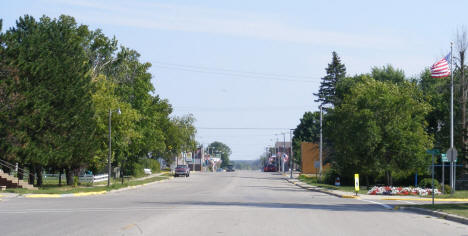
(298, 175, 368, 194)
(433, 190, 468, 199)
(4, 173, 171, 195)
(409, 204, 468, 218)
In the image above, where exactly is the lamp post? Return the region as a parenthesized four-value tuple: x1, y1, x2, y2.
(108, 108, 121, 187)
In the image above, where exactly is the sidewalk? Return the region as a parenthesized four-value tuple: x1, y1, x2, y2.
(283, 174, 468, 225)
(283, 173, 468, 202)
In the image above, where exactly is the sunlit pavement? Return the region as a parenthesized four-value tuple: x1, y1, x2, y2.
(0, 170, 467, 236)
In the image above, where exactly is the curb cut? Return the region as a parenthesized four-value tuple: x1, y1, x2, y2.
(284, 178, 357, 199)
(398, 206, 468, 226)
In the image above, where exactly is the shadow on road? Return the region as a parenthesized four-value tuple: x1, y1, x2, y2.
(137, 200, 393, 212)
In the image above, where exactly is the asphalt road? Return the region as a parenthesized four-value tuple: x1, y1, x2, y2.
(0, 171, 467, 236)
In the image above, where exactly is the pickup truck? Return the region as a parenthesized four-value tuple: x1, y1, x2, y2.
(174, 165, 190, 177)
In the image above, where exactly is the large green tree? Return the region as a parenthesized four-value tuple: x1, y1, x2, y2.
(1, 15, 97, 186)
(314, 51, 346, 107)
(328, 77, 432, 185)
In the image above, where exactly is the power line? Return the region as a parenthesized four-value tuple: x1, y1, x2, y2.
(153, 61, 316, 79)
(152, 61, 321, 83)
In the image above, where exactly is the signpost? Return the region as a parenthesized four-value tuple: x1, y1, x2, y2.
(426, 149, 439, 206)
(354, 174, 359, 196)
(446, 147, 458, 193)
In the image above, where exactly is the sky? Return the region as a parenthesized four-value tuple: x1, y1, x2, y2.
(2, 0, 467, 160)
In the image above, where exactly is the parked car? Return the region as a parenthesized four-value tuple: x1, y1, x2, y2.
(263, 164, 277, 172)
(226, 165, 235, 172)
(216, 168, 225, 172)
(174, 165, 190, 177)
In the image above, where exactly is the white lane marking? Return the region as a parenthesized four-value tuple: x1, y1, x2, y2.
(400, 200, 417, 205)
(358, 199, 392, 209)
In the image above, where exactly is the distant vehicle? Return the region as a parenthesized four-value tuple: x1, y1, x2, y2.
(143, 168, 152, 175)
(216, 168, 225, 172)
(174, 165, 190, 177)
(225, 165, 235, 172)
(263, 164, 277, 172)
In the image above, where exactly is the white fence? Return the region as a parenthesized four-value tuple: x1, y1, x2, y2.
(44, 173, 108, 184)
(79, 174, 108, 184)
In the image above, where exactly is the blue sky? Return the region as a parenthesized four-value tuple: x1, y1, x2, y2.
(2, 0, 466, 160)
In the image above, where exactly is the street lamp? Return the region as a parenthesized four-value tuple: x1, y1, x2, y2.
(108, 107, 121, 187)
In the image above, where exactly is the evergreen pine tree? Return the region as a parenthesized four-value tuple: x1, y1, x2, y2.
(314, 51, 346, 107)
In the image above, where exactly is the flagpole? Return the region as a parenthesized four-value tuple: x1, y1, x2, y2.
(450, 42, 454, 192)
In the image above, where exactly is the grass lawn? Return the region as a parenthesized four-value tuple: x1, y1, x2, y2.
(298, 175, 368, 194)
(4, 173, 171, 195)
(432, 190, 468, 199)
(409, 203, 468, 218)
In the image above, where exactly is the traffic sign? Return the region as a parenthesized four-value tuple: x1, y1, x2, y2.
(354, 174, 360, 192)
(446, 148, 458, 162)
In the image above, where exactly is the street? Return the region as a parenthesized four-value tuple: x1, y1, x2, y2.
(0, 171, 467, 236)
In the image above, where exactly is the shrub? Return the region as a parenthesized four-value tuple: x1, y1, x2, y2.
(443, 184, 452, 194)
(419, 178, 440, 189)
(142, 158, 160, 173)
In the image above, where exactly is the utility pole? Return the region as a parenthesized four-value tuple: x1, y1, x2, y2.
(282, 133, 286, 173)
(319, 105, 323, 181)
(290, 129, 294, 179)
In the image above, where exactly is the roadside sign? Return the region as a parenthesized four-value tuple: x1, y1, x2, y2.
(354, 174, 359, 192)
(185, 152, 192, 162)
(441, 153, 448, 162)
(314, 161, 320, 168)
(446, 148, 458, 162)
(426, 149, 440, 155)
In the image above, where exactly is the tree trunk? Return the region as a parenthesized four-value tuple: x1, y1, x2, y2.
(58, 169, 62, 186)
(36, 166, 43, 187)
(28, 165, 35, 185)
(17, 162, 24, 180)
(66, 168, 73, 186)
(385, 170, 393, 186)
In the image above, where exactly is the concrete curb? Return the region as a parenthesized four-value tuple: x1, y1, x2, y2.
(21, 175, 174, 198)
(284, 178, 358, 199)
(397, 206, 468, 225)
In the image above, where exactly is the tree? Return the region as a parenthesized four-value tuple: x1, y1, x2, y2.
(1, 15, 97, 186)
(455, 28, 468, 167)
(328, 77, 432, 185)
(314, 51, 346, 107)
(208, 141, 232, 168)
(292, 111, 320, 165)
(371, 65, 406, 84)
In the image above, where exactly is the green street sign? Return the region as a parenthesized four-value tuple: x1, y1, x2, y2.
(426, 149, 439, 155)
(441, 153, 457, 163)
(441, 154, 448, 162)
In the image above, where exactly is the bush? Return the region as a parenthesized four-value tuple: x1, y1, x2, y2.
(443, 184, 452, 194)
(419, 178, 440, 189)
(143, 158, 160, 173)
(131, 162, 145, 178)
(323, 168, 340, 185)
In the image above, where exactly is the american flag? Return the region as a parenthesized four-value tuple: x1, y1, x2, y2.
(431, 53, 451, 78)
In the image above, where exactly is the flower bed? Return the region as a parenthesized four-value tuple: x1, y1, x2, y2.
(367, 186, 441, 196)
